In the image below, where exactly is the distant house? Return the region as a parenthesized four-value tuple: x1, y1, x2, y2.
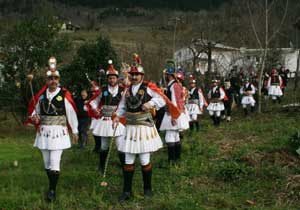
(175, 41, 299, 77)
(60, 21, 80, 33)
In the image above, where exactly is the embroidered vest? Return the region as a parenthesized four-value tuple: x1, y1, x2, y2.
(40, 89, 66, 116)
(126, 82, 152, 113)
(101, 85, 123, 106)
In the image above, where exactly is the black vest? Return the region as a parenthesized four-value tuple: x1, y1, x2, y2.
(271, 75, 280, 85)
(243, 83, 253, 91)
(166, 81, 176, 100)
(211, 87, 221, 99)
(189, 88, 199, 100)
(126, 82, 152, 113)
(101, 85, 123, 106)
(40, 89, 66, 116)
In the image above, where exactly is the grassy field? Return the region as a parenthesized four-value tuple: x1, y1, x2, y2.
(1, 90, 300, 209)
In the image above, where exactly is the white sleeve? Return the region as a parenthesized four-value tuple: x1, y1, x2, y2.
(90, 94, 101, 110)
(239, 87, 244, 95)
(65, 98, 78, 134)
(198, 90, 204, 108)
(147, 87, 166, 109)
(219, 88, 225, 100)
(250, 85, 256, 94)
(267, 78, 271, 88)
(115, 90, 127, 117)
(207, 90, 212, 99)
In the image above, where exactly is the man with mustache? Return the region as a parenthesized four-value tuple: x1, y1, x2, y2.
(113, 54, 180, 202)
(26, 57, 78, 202)
(86, 60, 126, 173)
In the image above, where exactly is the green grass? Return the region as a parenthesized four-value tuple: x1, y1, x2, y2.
(1, 90, 300, 209)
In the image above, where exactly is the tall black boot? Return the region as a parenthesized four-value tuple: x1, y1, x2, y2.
(215, 117, 221, 126)
(47, 170, 59, 202)
(210, 115, 216, 125)
(99, 149, 109, 174)
(118, 152, 125, 166)
(250, 106, 255, 113)
(142, 164, 153, 197)
(278, 97, 281, 104)
(174, 142, 182, 161)
(45, 169, 51, 190)
(195, 121, 200, 131)
(119, 164, 135, 203)
(243, 108, 248, 116)
(93, 136, 101, 153)
(167, 144, 176, 163)
(189, 122, 194, 131)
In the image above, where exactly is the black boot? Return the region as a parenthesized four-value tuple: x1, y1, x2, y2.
(118, 152, 125, 166)
(250, 106, 255, 113)
(45, 169, 51, 190)
(174, 142, 181, 161)
(167, 144, 176, 163)
(119, 164, 135, 203)
(47, 170, 59, 202)
(243, 108, 248, 116)
(93, 136, 101, 153)
(189, 122, 194, 131)
(142, 164, 153, 197)
(99, 149, 109, 174)
(215, 117, 221, 126)
(195, 121, 200, 131)
(210, 115, 216, 125)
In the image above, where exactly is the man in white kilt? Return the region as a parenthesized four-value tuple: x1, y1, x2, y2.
(26, 57, 78, 202)
(187, 77, 207, 131)
(267, 68, 283, 104)
(207, 79, 226, 126)
(160, 64, 190, 162)
(86, 60, 125, 173)
(240, 77, 256, 116)
(113, 54, 180, 202)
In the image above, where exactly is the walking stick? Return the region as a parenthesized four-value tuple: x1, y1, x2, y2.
(27, 73, 38, 114)
(101, 124, 118, 187)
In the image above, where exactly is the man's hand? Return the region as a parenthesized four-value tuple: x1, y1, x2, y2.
(112, 116, 119, 129)
(142, 102, 153, 111)
(31, 114, 40, 124)
(93, 108, 100, 116)
(72, 133, 79, 144)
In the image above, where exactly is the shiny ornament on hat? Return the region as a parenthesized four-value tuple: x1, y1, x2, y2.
(106, 60, 119, 76)
(46, 56, 60, 77)
(176, 71, 185, 80)
(129, 53, 144, 74)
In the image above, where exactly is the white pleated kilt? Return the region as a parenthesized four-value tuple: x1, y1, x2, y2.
(34, 125, 71, 150)
(268, 85, 283, 96)
(89, 118, 98, 130)
(160, 112, 190, 131)
(241, 96, 256, 105)
(207, 102, 225, 111)
(117, 125, 163, 154)
(92, 117, 125, 137)
(187, 103, 202, 115)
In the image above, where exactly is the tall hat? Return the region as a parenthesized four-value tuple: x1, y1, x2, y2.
(165, 59, 176, 75)
(129, 53, 144, 74)
(106, 60, 119, 76)
(211, 78, 219, 83)
(189, 74, 196, 84)
(46, 56, 60, 77)
(176, 71, 185, 81)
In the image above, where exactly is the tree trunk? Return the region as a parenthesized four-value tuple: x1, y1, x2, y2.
(257, 50, 267, 113)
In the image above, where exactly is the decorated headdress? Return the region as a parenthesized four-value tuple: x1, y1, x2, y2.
(189, 74, 196, 84)
(46, 56, 60, 77)
(106, 60, 119, 76)
(176, 72, 185, 81)
(164, 59, 176, 75)
(129, 53, 144, 74)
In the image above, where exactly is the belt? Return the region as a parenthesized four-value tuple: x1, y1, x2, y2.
(188, 99, 199, 104)
(126, 111, 154, 127)
(102, 105, 117, 117)
(41, 115, 67, 126)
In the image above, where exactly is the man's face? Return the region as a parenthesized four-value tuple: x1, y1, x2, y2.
(130, 73, 143, 85)
(190, 83, 196, 88)
(108, 75, 118, 87)
(47, 76, 59, 91)
(81, 90, 88, 99)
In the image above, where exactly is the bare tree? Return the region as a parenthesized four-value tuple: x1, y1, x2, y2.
(246, 0, 289, 113)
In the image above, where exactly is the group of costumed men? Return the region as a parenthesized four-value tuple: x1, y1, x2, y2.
(26, 55, 286, 203)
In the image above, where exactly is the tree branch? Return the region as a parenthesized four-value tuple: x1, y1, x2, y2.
(247, 0, 263, 49)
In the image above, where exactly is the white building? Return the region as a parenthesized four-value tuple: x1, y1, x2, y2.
(174, 41, 299, 77)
